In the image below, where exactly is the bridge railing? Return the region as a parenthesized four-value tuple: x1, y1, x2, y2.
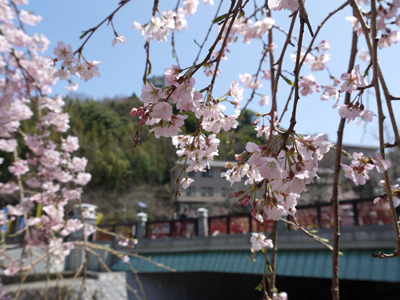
(95, 198, 393, 240)
(145, 219, 198, 239)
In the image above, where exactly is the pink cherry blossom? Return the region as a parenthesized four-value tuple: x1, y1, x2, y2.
(268, 0, 300, 12)
(151, 102, 173, 121)
(340, 65, 368, 93)
(61, 135, 79, 152)
(250, 232, 273, 251)
(181, 177, 194, 189)
(141, 84, 165, 105)
(373, 153, 392, 173)
(74, 172, 92, 186)
(8, 159, 29, 176)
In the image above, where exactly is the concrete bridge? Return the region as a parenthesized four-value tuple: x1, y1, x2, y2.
(65, 198, 400, 284)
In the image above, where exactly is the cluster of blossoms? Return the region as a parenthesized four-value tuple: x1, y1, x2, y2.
(293, 40, 331, 73)
(0, 0, 93, 275)
(133, 0, 214, 43)
(173, 133, 220, 191)
(374, 180, 400, 207)
(222, 132, 333, 251)
(347, 0, 400, 49)
(219, 16, 275, 48)
(52, 40, 100, 85)
(341, 152, 392, 186)
(319, 64, 377, 123)
(239, 73, 263, 90)
(131, 64, 242, 142)
(131, 65, 243, 192)
(133, 15, 175, 42)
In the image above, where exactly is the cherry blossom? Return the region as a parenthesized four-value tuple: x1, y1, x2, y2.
(268, 0, 300, 12)
(299, 74, 318, 96)
(340, 65, 368, 93)
(8, 159, 29, 176)
(181, 177, 194, 189)
(112, 35, 129, 47)
(133, 15, 175, 42)
(250, 232, 273, 252)
(374, 181, 400, 207)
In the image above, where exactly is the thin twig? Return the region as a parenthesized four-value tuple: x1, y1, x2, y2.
(74, 0, 131, 55)
(280, 218, 336, 252)
(370, 251, 399, 259)
(193, 0, 224, 65)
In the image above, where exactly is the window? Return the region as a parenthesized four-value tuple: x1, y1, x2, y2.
(201, 169, 213, 178)
(201, 187, 213, 197)
(222, 187, 233, 198)
(187, 171, 195, 178)
(186, 187, 195, 196)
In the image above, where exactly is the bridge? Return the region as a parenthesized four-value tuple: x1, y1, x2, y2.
(64, 197, 400, 284)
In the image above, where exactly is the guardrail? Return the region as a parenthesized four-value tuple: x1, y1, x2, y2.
(93, 197, 393, 241)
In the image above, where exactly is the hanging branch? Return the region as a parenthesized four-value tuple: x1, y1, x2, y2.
(352, 0, 400, 259)
(278, 1, 351, 124)
(209, 0, 243, 96)
(142, 0, 159, 84)
(370, 0, 400, 260)
(171, 0, 182, 68)
(271, 10, 298, 123)
(277, 14, 305, 152)
(351, 0, 400, 151)
(330, 11, 358, 299)
(297, 0, 314, 37)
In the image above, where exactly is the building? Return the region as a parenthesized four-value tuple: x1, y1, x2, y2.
(170, 160, 247, 214)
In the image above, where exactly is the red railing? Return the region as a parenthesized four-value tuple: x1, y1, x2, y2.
(146, 222, 170, 239)
(91, 198, 396, 240)
(171, 219, 197, 237)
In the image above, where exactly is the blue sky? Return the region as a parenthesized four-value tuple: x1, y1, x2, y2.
(24, 0, 400, 147)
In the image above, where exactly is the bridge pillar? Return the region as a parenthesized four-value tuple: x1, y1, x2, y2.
(197, 208, 208, 237)
(136, 212, 148, 239)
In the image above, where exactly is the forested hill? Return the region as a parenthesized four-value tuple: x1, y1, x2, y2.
(66, 94, 263, 189)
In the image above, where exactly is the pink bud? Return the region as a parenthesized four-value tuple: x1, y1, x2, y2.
(137, 108, 145, 117)
(232, 190, 245, 198)
(139, 117, 147, 126)
(242, 195, 251, 206)
(130, 108, 137, 117)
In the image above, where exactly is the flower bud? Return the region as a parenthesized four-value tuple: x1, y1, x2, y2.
(130, 108, 137, 117)
(137, 108, 145, 117)
(242, 195, 251, 206)
(297, 154, 303, 163)
(232, 190, 245, 198)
